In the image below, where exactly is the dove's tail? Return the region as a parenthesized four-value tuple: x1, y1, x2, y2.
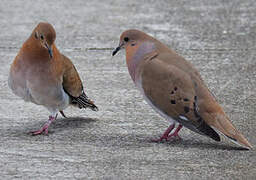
(209, 113, 252, 150)
(71, 92, 98, 111)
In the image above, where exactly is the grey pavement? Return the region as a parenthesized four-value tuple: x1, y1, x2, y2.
(0, 0, 256, 179)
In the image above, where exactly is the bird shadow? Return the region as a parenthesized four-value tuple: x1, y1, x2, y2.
(52, 117, 97, 129)
(7, 117, 250, 151)
(147, 137, 249, 151)
(25, 116, 98, 135)
(82, 132, 249, 151)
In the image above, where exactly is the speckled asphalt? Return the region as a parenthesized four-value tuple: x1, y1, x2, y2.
(0, 0, 255, 179)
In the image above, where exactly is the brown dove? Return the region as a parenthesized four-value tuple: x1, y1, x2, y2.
(8, 22, 98, 135)
(112, 29, 252, 149)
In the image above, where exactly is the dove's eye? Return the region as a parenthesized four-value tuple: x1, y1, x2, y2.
(124, 37, 129, 42)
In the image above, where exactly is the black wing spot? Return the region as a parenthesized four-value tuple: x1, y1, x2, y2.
(184, 106, 190, 113)
(170, 100, 176, 104)
(183, 98, 189, 101)
(170, 91, 174, 94)
(174, 87, 178, 91)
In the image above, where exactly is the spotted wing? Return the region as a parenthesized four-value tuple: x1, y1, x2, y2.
(141, 56, 220, 141)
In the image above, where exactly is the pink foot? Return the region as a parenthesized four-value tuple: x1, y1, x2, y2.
(167, 124, 183, 141)
(31, 124, 49, 135)
(30, 115, 57, 136)
(151, 124, 175, 142)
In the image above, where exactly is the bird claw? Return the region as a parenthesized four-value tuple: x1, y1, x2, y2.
(30, 115, 56, 136)
(166, 134, 182, 141)
(30, 125, 49, 136)
(30, 130, 47, 136)
(151, 124, 183, 143)
(151, 134, 181, 143)
(151, 135, 169, 143)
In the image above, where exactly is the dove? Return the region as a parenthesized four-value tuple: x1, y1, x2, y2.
(8, 22, 98, 135)
(112, 29, 252, 149)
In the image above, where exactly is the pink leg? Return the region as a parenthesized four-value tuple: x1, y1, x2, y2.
(31, 114, 58, 135)
(151, 124, 175, 142)
(167, 124, 183, 140)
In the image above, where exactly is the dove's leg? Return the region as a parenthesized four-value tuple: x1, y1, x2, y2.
(59, 110, 67, 118)
(151, 124, 175, 142)
(167, 124, 183, 140)
(31, 113, 58, 135)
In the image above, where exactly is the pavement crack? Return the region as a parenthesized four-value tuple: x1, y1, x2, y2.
(1, 46, 255, 52)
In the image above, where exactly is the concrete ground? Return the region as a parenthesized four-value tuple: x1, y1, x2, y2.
(0, 0, 255, 179)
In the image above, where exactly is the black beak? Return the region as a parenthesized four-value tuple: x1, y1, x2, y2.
(45, 43, 53, 58)
(48, 48, 53, 58)
(112, 46, 121, 56)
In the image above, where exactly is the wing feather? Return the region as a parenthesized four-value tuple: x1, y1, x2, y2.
(141, 56, 220, 141)
(62, 54, 98, 111)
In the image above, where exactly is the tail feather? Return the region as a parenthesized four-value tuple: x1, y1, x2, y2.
(71, 93, 98, 111)
(197, 120, 221, 142)
(210, 114, 252, 149)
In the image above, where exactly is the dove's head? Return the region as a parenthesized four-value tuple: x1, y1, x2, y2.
(112, 29, 152, 57)
(33, 22, 56, 58)
(112, 29, 157, 82)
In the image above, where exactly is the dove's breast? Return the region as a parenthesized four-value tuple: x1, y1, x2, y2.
(8, 64, 34, 102)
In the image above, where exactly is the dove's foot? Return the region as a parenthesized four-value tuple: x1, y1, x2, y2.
(166, 124, 183, 140)
(151, 124, 175, 142)
(152, 124, 183, 142)
(30, 115, 57, 135)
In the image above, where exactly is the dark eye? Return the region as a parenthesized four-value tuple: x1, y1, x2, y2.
(40, 35, 44, 40)
(124, 37, 129, 42)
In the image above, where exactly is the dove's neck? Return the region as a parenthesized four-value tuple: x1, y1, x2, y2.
(22, 38, 51, 62)
(126, 41, 156, 83)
